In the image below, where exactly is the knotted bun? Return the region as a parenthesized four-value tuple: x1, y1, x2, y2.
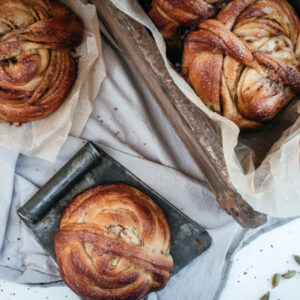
(54, 184, 173, 300)
(149, 0, 226, 39)
(0, 0, 83, 123)
(182, 0, 300, 129)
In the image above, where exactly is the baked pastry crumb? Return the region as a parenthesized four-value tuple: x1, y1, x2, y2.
(55, 183, 173, 300)
(0, 0, 83, 123)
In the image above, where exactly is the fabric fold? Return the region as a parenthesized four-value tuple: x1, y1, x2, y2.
(0, 33, 292, 300)
(0, 146, 19, 252)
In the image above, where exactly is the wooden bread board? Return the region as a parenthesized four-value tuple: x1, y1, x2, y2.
(89, 0, 271, 228)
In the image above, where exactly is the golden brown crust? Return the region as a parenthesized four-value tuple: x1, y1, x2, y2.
(54, 184, 174, 300)
(0, 0, 83, 123)
(182, 0, 300, 129)
(149, 0, 225, 39)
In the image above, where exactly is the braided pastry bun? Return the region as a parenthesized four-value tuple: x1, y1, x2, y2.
(54, 184, 173, 300)
(182, 0, 300, 129)
(149, 0, 226, 39)
(0, 0, 83, 123)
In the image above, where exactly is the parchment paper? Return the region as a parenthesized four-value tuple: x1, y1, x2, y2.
(109, 0, 300, 218)
(0, 0, 106, 162)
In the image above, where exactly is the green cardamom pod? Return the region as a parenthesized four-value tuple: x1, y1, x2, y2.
(294, 255, 300, 265)
(282, 270, 296, 279)
(272, 273, 280, 288)
(260, 291, 270, 300)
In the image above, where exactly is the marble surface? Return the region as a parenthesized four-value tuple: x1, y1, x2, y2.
(220, 218, 300, 300)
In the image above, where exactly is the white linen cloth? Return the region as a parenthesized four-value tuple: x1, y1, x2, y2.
(0, 36, 287, 299)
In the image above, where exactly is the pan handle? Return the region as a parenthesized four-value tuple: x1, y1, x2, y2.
(18, 142, 101, 224)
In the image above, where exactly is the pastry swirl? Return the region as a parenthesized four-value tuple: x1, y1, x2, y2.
(0, 0, 83, 123)
(149, 0, 226, 38)
(54, 184, 173, 300)
(182, 0, 300, 129)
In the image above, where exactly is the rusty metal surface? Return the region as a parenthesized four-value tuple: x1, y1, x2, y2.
(18, 142, 212, 275)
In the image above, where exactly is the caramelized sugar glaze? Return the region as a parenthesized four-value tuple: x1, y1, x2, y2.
(0, 0, 83, 123)
(55, 184, 173, 300)
(145, 0, 300, 129)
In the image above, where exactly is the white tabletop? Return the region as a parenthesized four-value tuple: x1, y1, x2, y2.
(220, 218, 300, 300)
(1, 218, 300, 300)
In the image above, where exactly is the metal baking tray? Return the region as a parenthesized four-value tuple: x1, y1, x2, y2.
(18, 142, 212, 275)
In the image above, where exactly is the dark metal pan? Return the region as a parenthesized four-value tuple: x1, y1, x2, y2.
(18, 142, 212, 275)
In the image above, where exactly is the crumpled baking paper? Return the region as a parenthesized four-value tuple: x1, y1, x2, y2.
(0, 0, 106, 162)
(109, 0, 300, 218)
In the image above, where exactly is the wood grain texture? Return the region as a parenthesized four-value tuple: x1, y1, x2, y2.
(91, 0, 267, 228)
